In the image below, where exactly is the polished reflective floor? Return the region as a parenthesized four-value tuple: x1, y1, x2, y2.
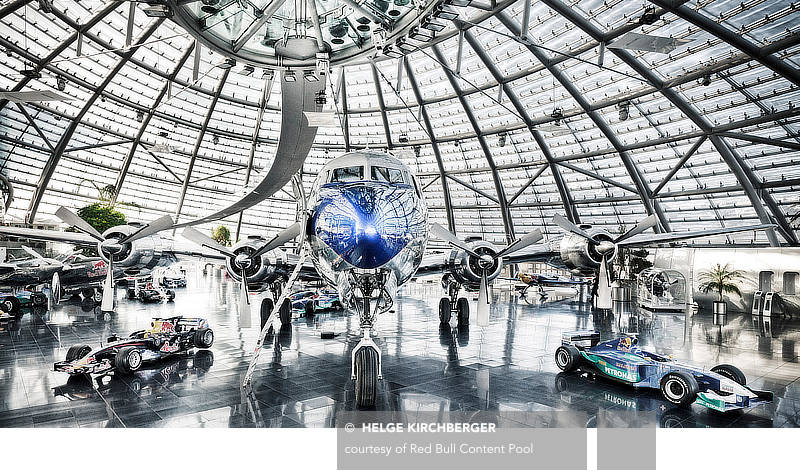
(1, 271, 799, 428)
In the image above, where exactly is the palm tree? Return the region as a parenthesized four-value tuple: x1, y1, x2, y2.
(698, 264, 744, 302)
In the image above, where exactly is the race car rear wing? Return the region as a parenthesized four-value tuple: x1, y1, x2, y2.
(562, 330, 600, 348)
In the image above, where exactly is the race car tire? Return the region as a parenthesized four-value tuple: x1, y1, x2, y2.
(554, 345, 581, 372)
(2, 296, 20, 313)
(354, 346, 378, 408)
(456, 297, 469, 326)
(305, 301, 315, 317)
(260, 298, 274, 330)
(115, 347, 143, 374)
(166, 290, 175, 302)
(66, 344, 92, 362)
(438, 298, 451, 325)
(660, 372, 699, 407)
(81, 288, 94, 300)
(279, 298, 292, 325)
(711, 364, 746, 386)
(194, 328, 214, 349)
(332, 301, 343, 310)
(31, 293, 47, 306)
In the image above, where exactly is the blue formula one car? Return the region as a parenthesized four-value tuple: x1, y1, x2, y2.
(555, 330, 773, 413)
(290, 288, 343, 316)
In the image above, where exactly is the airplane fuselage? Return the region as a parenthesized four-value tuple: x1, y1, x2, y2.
(306, 152, 428, 313)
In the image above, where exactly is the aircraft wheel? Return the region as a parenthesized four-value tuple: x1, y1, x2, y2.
(279, 298, 292, 325)
(2, 296, 20, 313)
(554, 345, 581, 372)
(354, 346, 378, 408)
(660, 372, 699, 407)
(66, 344, 91, 362)
(438, 297, 451, 324)
(92, 289, 103, 304)
(305, 301, 315, 318)
(193, 328, 214, 348)
(115, 347, 143, 374)
(711, 364, 746, 386)
(31, 293, 47, 306)
(456, 297, 469, 326)
(260, 298, 274, 330)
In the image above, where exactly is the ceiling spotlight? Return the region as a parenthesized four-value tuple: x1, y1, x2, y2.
(454, 140, 460, 148)
(212, 134, 219, 145)
(262, 70, 274, 80)
(158, 131, 169, 138)
(399, 132, 409, 143)
(445, 0, 473, 6)
(413, 145, 421, 158)
(284, 70, 296, 82)
(551, 107, 563, 126)
(637, 6, 660, 25)
(700, 74, 712, 86)
(304, 71, 319, 82)
(37, 0, 53, 14)
(240, 65, 254, 76)
(217, 58, 236, 69)
(421, 16, 446, 32)
(136, 111, 144, 123)
(498, 132, 507, 147)
(56, 76, 66, 92)
(432, 4, 459, 21)
(618, 102, 630, 121)
(315, 91, 327, 105)
(143, 5, 173, 18)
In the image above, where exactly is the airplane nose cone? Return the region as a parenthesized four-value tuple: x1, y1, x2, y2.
(313, 184, 417, 269)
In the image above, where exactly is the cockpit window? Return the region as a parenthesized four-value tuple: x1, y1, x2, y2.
(371, 166, 405, 184)
(331, 166, 363, 183)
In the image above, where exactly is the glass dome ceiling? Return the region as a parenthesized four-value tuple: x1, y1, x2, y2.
(0, 0, 799, 247)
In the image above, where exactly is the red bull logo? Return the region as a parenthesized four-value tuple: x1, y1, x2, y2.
(88, 260, 108, 277)
(160, 342, 179, 353)
(617, 337, 633, 352)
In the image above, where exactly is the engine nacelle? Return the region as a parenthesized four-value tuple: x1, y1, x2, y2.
(100, 225, 168, 276)
(445, 241, 503, 290)
(559, 226, 617, 275)
(224, 237, 289, 287)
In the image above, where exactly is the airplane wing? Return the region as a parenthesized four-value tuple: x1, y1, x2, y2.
(413, 244, 562, 279)
(617, 223, 776, 246)
(0, 225, 97, 246)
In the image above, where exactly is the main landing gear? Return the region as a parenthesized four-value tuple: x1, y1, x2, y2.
(439, 278, 469, 326)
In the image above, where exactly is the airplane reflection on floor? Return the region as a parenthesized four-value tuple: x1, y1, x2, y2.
(0, 273, 798, 427)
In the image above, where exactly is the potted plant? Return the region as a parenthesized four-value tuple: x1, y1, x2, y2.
(697, 263, 744, 319)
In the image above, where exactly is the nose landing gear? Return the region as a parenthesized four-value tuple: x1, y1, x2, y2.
(349, 272, 388, 408)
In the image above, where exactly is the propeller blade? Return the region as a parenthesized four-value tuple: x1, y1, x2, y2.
(617, 223, 777, 247)
(551, 214, 598, 242)
(497, 229, 544, 257)
(239, 271, 252, 328)
(100, 260, 114, 312)
(251, 222, 302, 259)
(119, 215, 174, 244)
(614, 214, 658, 243)
(595, 255, 612, 310)
(181, 227, 235, 257)
(429, 223, 482, 258)
(55, 206, 104, 242)
(21, 245, 46, 261)
(476, 272, 490, 327)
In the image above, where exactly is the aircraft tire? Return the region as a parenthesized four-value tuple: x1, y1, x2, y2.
(279, 298, 292, 325)
(456, 298, 469, 326)
(438, 298, 451, 324)
(354, 346, 378, 408)
(260, 298, 274, 330)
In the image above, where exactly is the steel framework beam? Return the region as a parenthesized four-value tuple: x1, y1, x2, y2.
(498, 10, 670, 232)
(0, 1, 122, 114)
(463, 28, 579, 223)
(404, 61, 456, 233)
(25, 18, 165, 224)
(173, 68, 231, 225)
(370, 61, 393, 149)
(649, 0, 800, 88)
(66, 139, 134, 154)
(114, 43, 196, 201)
(445, 174, 500, 203)
(556, 161, 637, 194)
(651, 135, 707, 197)
(508, 164, 548, 205)
(236, 74, 274, 240)
(716, 132, 800, 152)
(15, 104, 55, 153)
(339, 68, 351, 152)
(431, 44, 516, 242)
(541, 0, 789, 245)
